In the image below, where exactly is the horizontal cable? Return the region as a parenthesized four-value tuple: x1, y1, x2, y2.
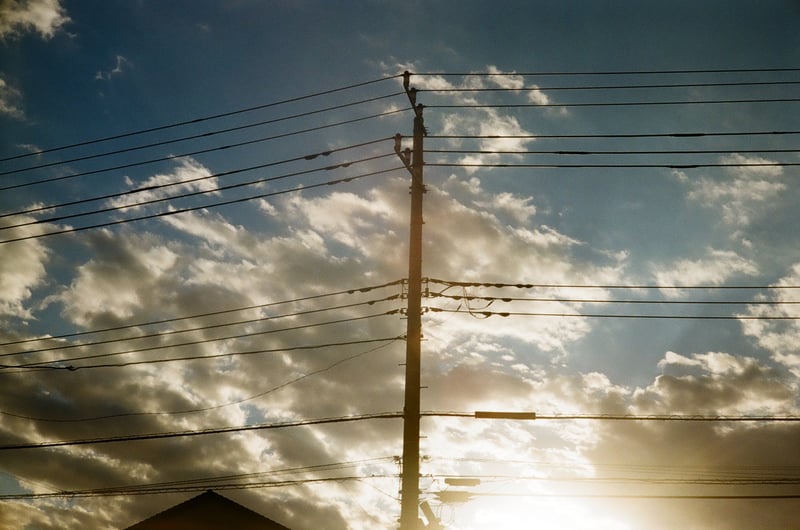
(425, 148, 800, 156)
(0, 279, 403, 349)
(431, 473, 800, 486)
(0, 475, 398, 500)
(426, 161, 798, 170)
(425, 307, 800, 320)
(426, 278, 800, 290)
(424, 411, 800, 421)
(429, 292, 800, 306)
(0, 412, 403, 451)
(0, 74, 401, 163)
(461, 492, 800, 500)
(0, 165, 404, 245)
(415, 68, 800, 77)
(1, 93, 403, 177)
(419, 79, 800, 93)
(424, 130, 800, 140)
(426, 97, 800, 109)
(0, 137, 391, 221)
(0, 108, 408, 192)
(0, 293, 398, 359)
(1, 152, 396, 231)
(1, 309, 401, 372)
(17, 336, 404, 372)
(0, 339, 402, 421)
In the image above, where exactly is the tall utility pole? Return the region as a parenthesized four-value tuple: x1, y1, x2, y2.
(396, 71, 426, 530)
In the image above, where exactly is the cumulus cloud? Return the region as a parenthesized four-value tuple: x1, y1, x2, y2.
(105, 157, 218, 212)
(738, 263, 800, 373)
(0, 0, 69, 39)
(0, 77, 24, 119)
(650, 247, 758, 294)
(677, 154, 786, 226)
(0, 215, 51, 319)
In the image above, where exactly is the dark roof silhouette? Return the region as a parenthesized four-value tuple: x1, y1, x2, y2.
(123, 490, 291, 530)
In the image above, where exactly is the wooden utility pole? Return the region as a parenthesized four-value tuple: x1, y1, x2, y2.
(396, 71, 426, 530)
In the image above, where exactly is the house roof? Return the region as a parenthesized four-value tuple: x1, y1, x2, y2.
(123, 490, 291, 530)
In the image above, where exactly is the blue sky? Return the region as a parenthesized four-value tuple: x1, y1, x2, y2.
(1, 1, 800, 529)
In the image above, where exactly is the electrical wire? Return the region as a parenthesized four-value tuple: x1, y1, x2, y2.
(0, 137, 392, 221)
(425, 307, 800, 320)
(414, 67, 800, 76)
(423, 411, 800, 422)
(0, 338, 402, 421)
(0, 74, 402, 163)
(418, 79, 800, 93)
(0, 412, 404, 451)
(0, 475, 400, 500)
(0, 165, 404, 245)
(0, 294, 398, 360)
(453, 492, 800, 500)
(426, 97, 800, 109)
(424, 148, 800, 156)
(0, 108, 408, 192)
(6, 336, 403, 372)
(0, 308, 401, 372)
(424, 130, 800, 139)
(429, 292, 800, 306)
(425, 161, 799, 169)
(426, 278, 800, 290)
(0, 279, 403, 349)
(1, 92, 404, 177)
(0, 152, 396, 232)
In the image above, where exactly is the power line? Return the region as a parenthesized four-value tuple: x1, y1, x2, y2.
(424, 130, 800, 140)
(0, 152, 396, 232)
(5, 335, 402, 373)
(429, 292, 800, 306)
(0, 279, 403, 349)
(1, 93, 404, 177)
(426, 97, 800, 109)
(0, 294, 398, 360)
(0, 309, 401, 372)
(418, 79, 800, 93)
(0, 74, 402, 163)
(426, 278, 800, 290)
(0, 137, 391, 221)
(424, 411, 800, 422)
(0, 412, 404, 451)
(458, 492, 800, 500)
(0, 338, 402, 421)
(0, 165, 403, 245)
(415, 67, 800, 76)
(426, 161, 798, 170)
(0, 109, 408, 192)
(425, 148, 800, 156)
(0, 475, 399, 500)
(425, 307, 800, 320)
(430, 473, 800, 486)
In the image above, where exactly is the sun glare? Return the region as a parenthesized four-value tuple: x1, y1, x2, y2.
(451, 497, 632, 530)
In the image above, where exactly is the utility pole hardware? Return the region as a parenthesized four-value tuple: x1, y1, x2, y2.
(397, 71, 427, 530)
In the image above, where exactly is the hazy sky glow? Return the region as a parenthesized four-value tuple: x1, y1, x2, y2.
(1, 1, 800, 529)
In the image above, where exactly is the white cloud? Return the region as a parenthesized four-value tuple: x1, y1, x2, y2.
(105, 157, 218, 211)
(738, 263, 800, 373)
(0, 0, 69, 39)
(0, 76, 24, 119)
(650, 247, 758, 293)
(94, 55, 131, 81)
(679, 154, 785, 226)
(0, 216, 50, 319)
